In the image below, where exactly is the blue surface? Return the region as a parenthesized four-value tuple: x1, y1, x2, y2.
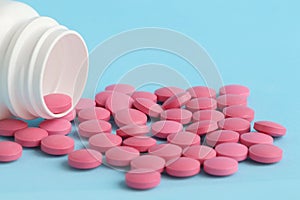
(1, 0, 300, 199)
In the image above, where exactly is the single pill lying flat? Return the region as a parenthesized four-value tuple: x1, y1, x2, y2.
(219, 84, 250, 97)
(185, 97, 217, 112)
(218, 118, 251, 134)
(148, 143, 182, 161)
(186, 120, 218, 136)
(125, 169, 161, 190)
(75, 98, 96, 113)
(95, 91, 113, 107)
(192, 110, 225, 122)
(114, 108, 147, 127)
(59, 109, 76, 121)
(39, 119, 72, 135)
(68, 149, 102, 169)
(133, 98, 163, 118)
(249, 144, 283, 164)
(215, 142, 248, 162)
(116, 124, 149, 138)
(240, 132, 274, 147)
(160, 108, 192, 125)
(217, 94, 247, 110)
(130, 155, 166, 173)
(14, 127, 48, 147)
(166, 157, 200, 177)
(78, 119, 112, 138)
(44, 93, 72, 114)
(105, 92, 134, 114)
(167, 131, 201, 149)
(0, 119, 28, 136)
(131, 91, 157, 102)
(105, 84, 135, 95)
(105, 146, 140, 167)
(182, 145, 216, 164)
(223, 105, 255, 122)
(41, 135, 74, 155)
(162, 92, 191, 110)
(155, 86, 185, 102)
(123, 136, 157, 152)
(186, 86, 216, 99)
(88, 133, 122, 153)
(0, 141, 22, 162)
(78, 107, 110, 122)
(151, 120, 183, 139)
(254, 121, 286, 137)
(203, 156, 238, 176)
(205, 130, 240, 147)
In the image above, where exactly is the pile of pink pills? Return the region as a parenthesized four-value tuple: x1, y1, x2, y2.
(0, 84, 286, 190)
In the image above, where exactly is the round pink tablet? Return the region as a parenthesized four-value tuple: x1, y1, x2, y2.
(0, 119, 28, 136)
(185, 97, 217, 112)
(205, 130, 240, 147)
(217, 94, 248, 110)
(130, 155, 166, 173)
(223, 105, 255, 122)
(116, 124, 149, 138)
(192, 110, 225, 122)
(186, 120, 218, 136)
(166, 157, 200, 177)
(203, 156, 238, 176)
(78, 107, 110, 122)
(215, 142, 248, 162)
(105, 146, 140, 167)
(219, 84, 250, 97)
(59, 109, 76, 121)
(75, 98, 96, 113)
(105, 84, 135, 95)
(14, 127, 48, 147)
(162, 92, 192, 110)
(182, 145, 216, 164)
(148, 143, 182, 161)
(240, 132, 274, 147)
(89, 133, 122, 153)
(160, 108, 192, 124)
(78, 119, 112, 138)
(125, 169, 161, 190)
(155, 86, 185, 102)
(105, 92, 134, 114)
(0, 141, 22, 162)
(68, 149, 102, 169)
(167, 131, 201, 149)
(44, 93, 72, 114)
(39, 119, 72, 135)
(249, 144, 283, 163)
(133, 98, 163, 118)
(123, 136, 157, 152)
(131, 91, 157, 102)
(95, 91, 113, 107)
(151, 120, 183, 139)
(218, 118, 251, 134)
(41, 135, 74, 155)
(114, 108, 147, 127)
(186, 86, 216, 99)
(254, 121, 286, 137)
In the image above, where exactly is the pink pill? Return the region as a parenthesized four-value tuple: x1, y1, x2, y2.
(192, 110, 225, 122)
(89, 133, 122, 153)
(0, 119, 28, 136)
(0, 141, 22, 162)
(215, 142, 248, 162)
(223, 105, 255, 122)
(219, 84, 250, 97)
(167, 131, 201, 149)
(116, 124, 149, 138)
(166, 157, 200, 177)
(162, 92, 192, 110)
(218, 118, 251, 134)
(254, 121, 286, 137)
(123, 136, 157, 152)
(75, 98, 96, 113)
(131, 91, 157, 102)
(240, 132, 274, 147)
(14, 127, 48, 147)
(148, 143, 182, 161)
(105, 146, 140, 167)
(217, 94, 248, 110)
(249, 144, 283, 164)
(41, 135, 74, 155)
(205, 130, 240, 147)
(130, 155, 166, 173)
(186, 97, 217, 112)
(68, 149, 102, 169)
(155, 86, 185, 102)
(186, 120, 218, 136)
(182, 145, 216, 164)
(186, 86, 216, 99)
(160, 108, 192, 125)
(78, 119, 112, 138)
(105, 84, 135, 95)
(105, 92, 134, 114)
(59, 109, 76, 121)
(133, 98, 163, 118)
(151, 120, 183, 139)
(114, 108, 147, 127)
(78, 107, 110, 122)
(39, 119, 72, 135)
(95, 91, 113, 107)
(125, 169, 161, 190)
(44, 93, 72, 114)
(203, 156, 238, 176)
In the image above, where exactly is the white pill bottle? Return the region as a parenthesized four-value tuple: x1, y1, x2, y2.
(0, 1, 89, 120)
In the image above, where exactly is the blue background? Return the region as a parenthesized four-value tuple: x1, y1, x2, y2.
(1, 0, 299, 199)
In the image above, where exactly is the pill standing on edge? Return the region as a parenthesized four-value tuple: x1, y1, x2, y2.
(186, 86, 216, 99)
(131, 91, 157, 102)
(14, 127, 48, 147)
(41, 135, 74, 156)
(253, 121, 286, 137)
(215, 142, 248, 162)
(154, 86, 185, 102)
(105, 146, 140, 167)
(75, 98, 96, 113)
(78, 107, 110, 122)
(249, 144, 283, 164)
(116, 124, 149, 138)
(218, 118, 251, 134)
(162, 92, 192, 110)
(130, 155, 166, 173)
(105, 92, 134, 114)
(133, 98, 163, 118)
(192, 110, 225, 122)
(185, 97, 217, 112)
(123, 136, 157, 152)
(78, 119, 112, 138)
(182, 145, 216, 164)
(68, 149, 102, 169)
(151, 120, 183, 139)
(219, 84, 250, 97)
(114, 108, 147, 127)
(216, 94, 247, 110)
(125, 169, 161, 190)
(186, 120, 218, 136)
(203, 156, 238, 176)
(166, 157, 200, 178)
(39, 119, 72, 135)
(44, 93, 72, 114)
(205, 130, 240, 147)
(148, 143, 182, 161)
(88, 133, 122, 153)
(223, 105, 255, 122)
(240, 132, 274, 147)
(167, 131, 201, 149)
(0, 119, 28, 136)
(0, 141, 22, 162)
(105, 84, 135, 95)
(160, 108, 192, 125)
